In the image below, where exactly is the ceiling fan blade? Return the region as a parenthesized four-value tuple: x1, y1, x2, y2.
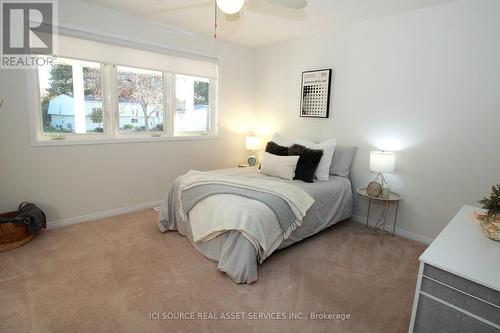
(266, 0, 308, 10)
(247, 0, 307, 20)
(151, 21, 203, 39)
(224, 12, 241, 22)
(153, 1, 213, 14)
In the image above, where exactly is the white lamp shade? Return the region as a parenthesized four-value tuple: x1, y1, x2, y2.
(369, 151, 395, 173)
(216, 0, 245, 14)
(245, 136, 261, 151)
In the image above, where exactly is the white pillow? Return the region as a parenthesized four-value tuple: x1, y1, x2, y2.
(259, 152, 299, 180)
(271, 133, 336, 181)
(271, 133, 292, 147)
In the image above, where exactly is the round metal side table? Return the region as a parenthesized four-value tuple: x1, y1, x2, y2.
(356, 187, 401, 236)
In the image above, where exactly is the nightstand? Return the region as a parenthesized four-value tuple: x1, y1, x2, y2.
(356, 187, 401, 235)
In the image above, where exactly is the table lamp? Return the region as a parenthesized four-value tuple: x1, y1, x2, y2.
(245, 136, 261, 166)
(367, 151, 395, 197)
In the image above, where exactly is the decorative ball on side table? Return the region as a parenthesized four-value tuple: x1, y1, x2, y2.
(367, 181, 382, 197)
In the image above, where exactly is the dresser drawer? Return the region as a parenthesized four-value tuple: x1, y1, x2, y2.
(414, 294, 498, 333)
(421, 276, 500, 326)
(423, 264, 500, 307)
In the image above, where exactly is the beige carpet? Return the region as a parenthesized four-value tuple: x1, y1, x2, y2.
(0, 209, 426, 333)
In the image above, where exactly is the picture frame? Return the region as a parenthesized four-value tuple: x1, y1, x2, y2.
(300, 69, 332, 118)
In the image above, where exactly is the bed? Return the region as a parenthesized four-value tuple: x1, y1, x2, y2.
(157, 146, 357, 284)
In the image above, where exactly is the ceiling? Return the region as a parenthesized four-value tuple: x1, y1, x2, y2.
(83, 0, 455, 47)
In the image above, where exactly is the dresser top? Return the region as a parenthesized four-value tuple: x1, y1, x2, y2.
(420, 205, 500, 291)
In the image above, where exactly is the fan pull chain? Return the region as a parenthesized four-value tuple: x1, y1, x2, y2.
(214, 0, 218, 38)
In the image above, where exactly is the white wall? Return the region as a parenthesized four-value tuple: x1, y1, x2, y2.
(0, 0, 253, 221)
(1, 0, 499, 240)
(252, 0, 500, 239)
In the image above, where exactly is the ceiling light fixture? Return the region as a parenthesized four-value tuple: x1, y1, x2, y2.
(216, 0, 245, 14)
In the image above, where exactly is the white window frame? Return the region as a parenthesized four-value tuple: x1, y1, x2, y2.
(27, 56, 108, 141)
(26, 47, 219, 147)
(111, 64, 167, 140)
(172, 73, 216, 137)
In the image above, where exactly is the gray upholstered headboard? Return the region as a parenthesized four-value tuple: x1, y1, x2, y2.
(330, 146, 358, 177)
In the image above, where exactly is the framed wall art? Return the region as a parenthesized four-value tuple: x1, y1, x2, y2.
(300, 69, 332, 118)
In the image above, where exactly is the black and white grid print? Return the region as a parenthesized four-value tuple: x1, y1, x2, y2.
(300, 69, 332, 118)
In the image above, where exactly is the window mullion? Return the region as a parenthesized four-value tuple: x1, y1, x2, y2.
(104, 64, 118, 138)
(101, 63, 109, 137)
(169, 73, 176, 136)
(209, 78, 218, 136)
(163, 72, 173, 137)
(101, 64, 108, 136)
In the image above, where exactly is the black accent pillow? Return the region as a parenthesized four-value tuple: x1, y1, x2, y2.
(265, 141, 289, 156)
(288, 144, 323, 183)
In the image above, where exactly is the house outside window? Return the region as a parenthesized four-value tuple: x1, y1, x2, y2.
(39, 58, 103, 134)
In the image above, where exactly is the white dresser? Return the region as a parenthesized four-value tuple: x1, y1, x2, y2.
(409, 205, 500, 333)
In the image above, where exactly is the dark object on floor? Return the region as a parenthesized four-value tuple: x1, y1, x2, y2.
(2, 202, 47, 234)
(0, 202, 46, 252)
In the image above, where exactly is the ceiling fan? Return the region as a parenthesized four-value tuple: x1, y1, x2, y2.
(154, 0, 308, 14)
(154, 0, 308, 38)
(215, 0, 308, 14)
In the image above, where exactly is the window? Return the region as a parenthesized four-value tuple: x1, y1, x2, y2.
(38, 57, 103, 134)
(117, 66, 164, 133)
(175, 74, 210, 134)
(28, 34, 218, 145)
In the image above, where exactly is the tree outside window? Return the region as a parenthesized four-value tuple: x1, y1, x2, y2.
(117, 66, 163, 132)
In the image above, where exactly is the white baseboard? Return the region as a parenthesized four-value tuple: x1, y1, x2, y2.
(46, 200, 163, 230)
(351, 215, 434, 245)
(45, 201, 433, 245)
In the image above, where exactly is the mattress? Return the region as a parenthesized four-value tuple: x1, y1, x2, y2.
(158, 167, 353, 283)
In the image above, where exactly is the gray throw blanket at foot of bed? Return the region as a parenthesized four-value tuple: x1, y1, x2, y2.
(177, 170, 314, 262)
(181, 183, 301, 239)
(179, 170, 314, 239)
